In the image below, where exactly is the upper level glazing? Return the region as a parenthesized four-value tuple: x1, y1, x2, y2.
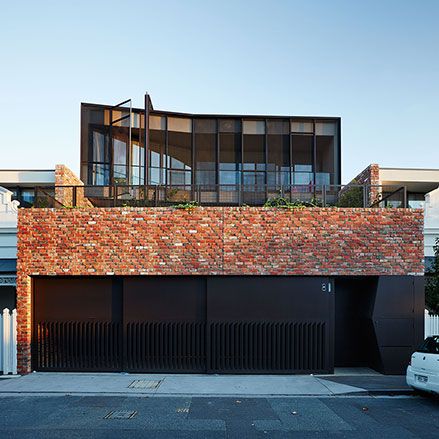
(80, 96, 341, 192)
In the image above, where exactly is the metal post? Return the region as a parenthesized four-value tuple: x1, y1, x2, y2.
(403, 186, 408, 208)
(113, 184, 117, 207)
(363, 185, 368, 208)
(72, 186, 77, 207)
(322, 185, 326, 207)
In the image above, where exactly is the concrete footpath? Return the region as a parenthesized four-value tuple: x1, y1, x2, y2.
(0, 371, 411, 397)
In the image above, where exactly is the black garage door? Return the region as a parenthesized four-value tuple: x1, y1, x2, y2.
(33, 276, 334, 373)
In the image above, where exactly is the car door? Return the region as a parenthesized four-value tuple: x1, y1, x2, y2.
(411, 336, 439, 375)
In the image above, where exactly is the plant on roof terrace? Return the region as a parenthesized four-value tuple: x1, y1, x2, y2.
(173, 201, 199, 210)
(263, 196, 318, 209)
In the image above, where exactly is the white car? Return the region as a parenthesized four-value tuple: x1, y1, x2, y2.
(407, 336, 439, 394)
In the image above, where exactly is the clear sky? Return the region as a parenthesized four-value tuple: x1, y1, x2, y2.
(1, 0, 438, 182)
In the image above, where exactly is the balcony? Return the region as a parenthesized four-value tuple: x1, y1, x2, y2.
(18, 184, 413, 209)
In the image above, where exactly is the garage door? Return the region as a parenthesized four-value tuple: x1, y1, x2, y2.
(33, 276, 334, 373)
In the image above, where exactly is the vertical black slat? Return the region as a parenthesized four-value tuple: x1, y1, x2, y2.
(285, 322, 291, 371)
(90, 322, 94, 370)
(205, 321, 210, 372)
(271, 322, 276, 371)
(245, 322, 250, 371)
(96, 322, 100, 369)
(313, 322, 320, 369)
(257, 322, 262, 370)
(104, 322, 108, 370)
(137, 322, 142, 371)
(41, 323, 45, 369)
(173, 322, 178, 370)
(212, 323, 217, 371)
(240, 322, 245, 371)
(150, 322, 154, 369)
(303, 323, 308, 372)
(209, 323, 214, 371)
(144, 322, 148, 370)
(222, 322, 227, 371)
(317, 323, 323, 369)
(279, 322, 284, 371)
(321, 323, 325, 370)
(183, 322, 188, 370)
(152, 322, 157, 370)
(37, 323, 42, 369)
(125, 322, 130, 371)
(52, 322, 56, 369)
(155, 321, 159, 370)
(250, 322, 255, 371)
(159, 322, 163, 370)
(298, 323, 302, 371)
(189, 323, 194, 370)
(49, 322, 52, 369)
(308, 323, 312, 371)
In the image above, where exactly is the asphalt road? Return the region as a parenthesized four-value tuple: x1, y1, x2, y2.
(0, 394, 438, 438)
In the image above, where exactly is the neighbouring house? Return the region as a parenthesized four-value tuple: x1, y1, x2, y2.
(0, 166, 86, 310)
(350, 164, 439, 272)
(14, 95, 424, 377)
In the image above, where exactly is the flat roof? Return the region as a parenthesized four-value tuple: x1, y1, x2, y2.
(81, 101, 341, 121)
(0, 170, 55, 186)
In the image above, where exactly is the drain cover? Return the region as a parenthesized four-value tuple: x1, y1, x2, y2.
(104, 410, 137, 420)
(128, 379, 162, 389)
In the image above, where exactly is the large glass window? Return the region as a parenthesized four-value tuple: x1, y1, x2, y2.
(149, 115, 166, 185)
(243, 120, 265, 188)
(219, 119, 241, 187)
(167, 117, 192, 186)
(113, 140, 127, 184)
(315, 122, 337, 185)
(267, 120, 290, 186)
(292, 134, 313, 185)
(90, 130, 110, 184)
(194, 119, 216, 185)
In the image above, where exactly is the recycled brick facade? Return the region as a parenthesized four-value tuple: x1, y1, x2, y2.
(16, 207, 424, 373)
(348, 164, 381, 205)
(54, 164, 92, 207)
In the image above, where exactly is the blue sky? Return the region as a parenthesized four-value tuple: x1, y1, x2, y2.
(1, 0, 438, 182)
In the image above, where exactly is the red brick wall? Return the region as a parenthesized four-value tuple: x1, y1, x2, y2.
(348, 164, 381, 205)
(54, 164, 92, 207)
(16, 207, 424, 373)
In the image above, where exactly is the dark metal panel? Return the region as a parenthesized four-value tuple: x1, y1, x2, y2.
(373, 276, 416, 319)
(372, 275, 424, 374)
(374, 318, 414, 346)
(206, 276, 332, 321)
(123, 277, 206, 322)
(32, 277, 122, 372)
(206, 276, 333, 373)
(123, 277, 207, 372)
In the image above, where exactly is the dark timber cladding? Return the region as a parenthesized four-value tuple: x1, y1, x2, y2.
(32, 276, 334, 374)
(80, 95, 341, 191)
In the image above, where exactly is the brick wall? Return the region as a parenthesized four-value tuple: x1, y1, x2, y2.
(348, 164, 381, 205)
(54, 164, 92, 207)
(16, 206, 424, 372)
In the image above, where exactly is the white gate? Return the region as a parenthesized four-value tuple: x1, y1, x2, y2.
(425, 310, 439, 338)
(0, 308, 17, 374)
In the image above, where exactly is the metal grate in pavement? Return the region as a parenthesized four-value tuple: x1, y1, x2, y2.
(104, 410, 137, 420)
(128, 379, 162, 389)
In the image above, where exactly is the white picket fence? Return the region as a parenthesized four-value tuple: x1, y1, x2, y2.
(0, 308, 17, 375)
(425, 310, 439, 338)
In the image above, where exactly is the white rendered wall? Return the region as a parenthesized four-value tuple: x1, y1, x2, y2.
(425, 187, 439, 259)
(0, 188, 18, 259)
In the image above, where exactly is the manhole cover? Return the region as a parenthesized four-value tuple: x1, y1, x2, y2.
(128, 379, 162, 389)
(104, 410, 137, 420)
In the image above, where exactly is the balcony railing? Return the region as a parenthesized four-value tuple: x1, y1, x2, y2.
(20, 184, 412, 209)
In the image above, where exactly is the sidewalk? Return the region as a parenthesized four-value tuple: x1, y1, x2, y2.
(0, 371, 411, 397)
